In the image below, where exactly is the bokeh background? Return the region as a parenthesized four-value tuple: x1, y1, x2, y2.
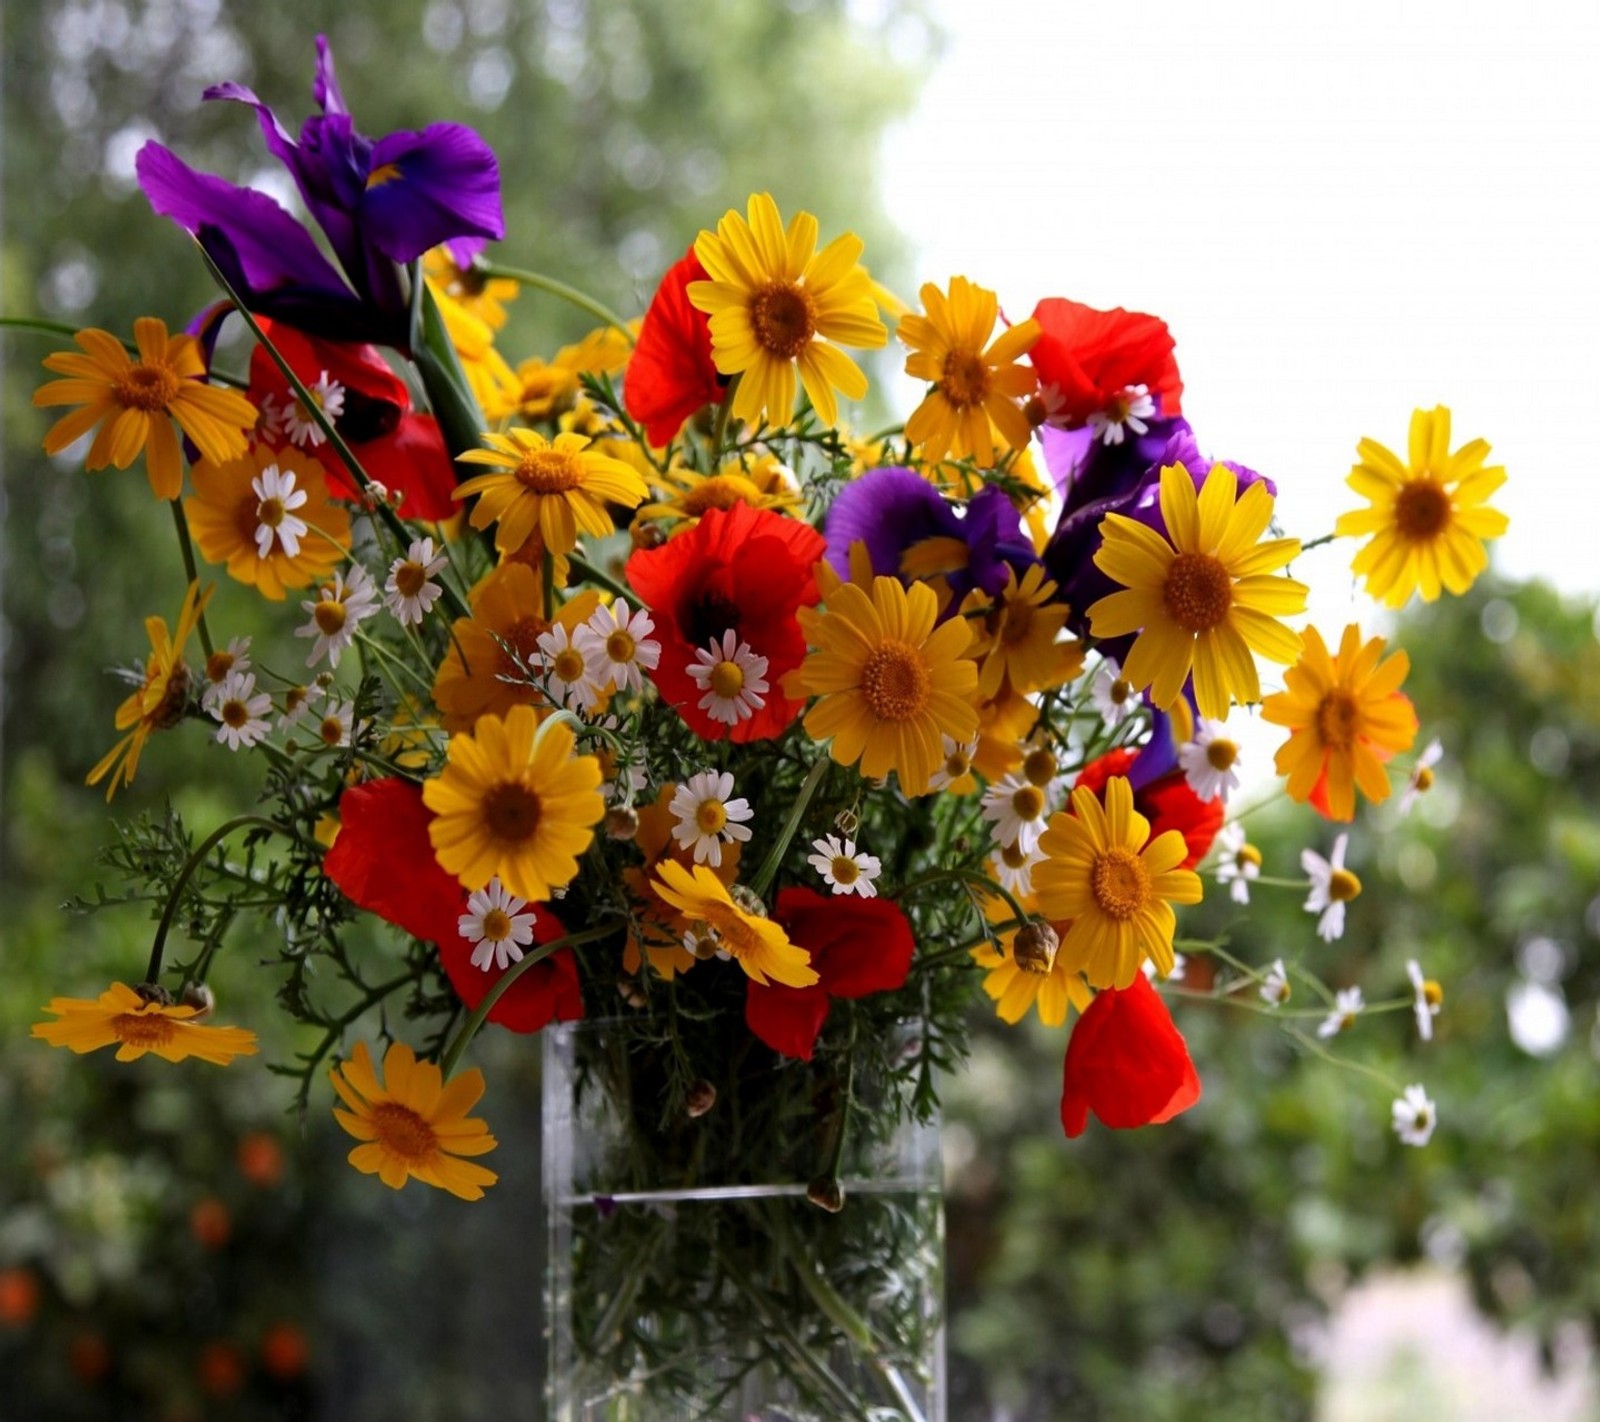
(2, 2, 1596, 1418)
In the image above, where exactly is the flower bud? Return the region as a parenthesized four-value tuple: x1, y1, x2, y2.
(616, 978, 647, 1009)
(730, 885, 768, 919)
(806, 1176, 845, 1213)
(1012, 921, 1060, 976)
(605, 806, 640, 841)
(685, 1080, 717, 1118)
(629, 520, 666, 552)
(834, 808, 861, 837)
(134, 982, 175, 1007)
(180, 982, 216, 1020)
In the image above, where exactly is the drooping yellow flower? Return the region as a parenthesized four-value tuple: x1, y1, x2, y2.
(497, 324, 637, 425)
(184, 443, 350, 601)
(636, 452, 800, 532)
(1262, 623, 1419, 821)
(423, 247, 519, 330)
(1335, 406, 1509, 608)
(1088, 464, 1307, 720)
(687, 193, 887, 428)
(86, 580, 212, 799)
(1033, 775, 1202, 990)
(455, 428, 649, 557)
(650, 861, 819, 988)
(426, 277, 522, 416)
(961, 563, 1083, 699)
(32, 983, 258, 1065)
(423, 705, 605, 901)
(329, 1040, 497, 1200)
(972, 895, 1091, 1028)
(899, 276, 1039, 466)
(34, 319, 257, 500)
(792, 576, 980, 796)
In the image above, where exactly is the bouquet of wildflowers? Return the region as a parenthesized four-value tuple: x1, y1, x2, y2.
(23, 33, 1508, 1417)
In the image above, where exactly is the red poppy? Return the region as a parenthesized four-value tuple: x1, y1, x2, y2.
(248, 317, 458, 519)
(436, 900, 584, 1034)
(1060, 973, 1201, 1137)
(1029, 298, 1183, 429)
(1076, 749, 1222, 869)
(625, 500, 825, 742)
(745, 888, 915, 1061)
(623, 246, 724, 447)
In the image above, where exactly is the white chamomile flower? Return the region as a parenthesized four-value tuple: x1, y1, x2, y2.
(1259, 958, 1291, 1007)
(1398, 739, 1444, 816)
(981, 773, 1052, 853)
(928, 734, 979, 792)
(296, 564, 379, 669)
(1391, 1083, 1437, 1147)
(202, 636, 254, 710)
(1215, 822, 1261, 904)
(536, 623, 605, 713)
(576, 600, 660, 696)
(668, 770, 753, 867)
(1302, 832, 1360, 942)
(280, 371, 346, 448)
(1407, 959, 1443, 1042)
(384, 538, 448, 627)
(989, 840, 1044, 897)
(1143, 952, 1186, 984)
(209, 671, 272, 751)
(458, 878, 538, 972)
(1317, 985, 1365, 1039)
(1090, 657, 1139, 729)
(250, 462, 310, 559)
(1178, 718, 1242, 803)
(1085, 383, 1155, 446)
(807, 835, 881, 898)
(686, 629, 769, 726)
(279, 681, 322, 730)
(313, 697, 355, 749)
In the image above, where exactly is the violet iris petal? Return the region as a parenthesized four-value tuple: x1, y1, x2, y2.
(363, 125, 504, 264)
(824, 467, 954, 583)
(957, 486, 1039, 602)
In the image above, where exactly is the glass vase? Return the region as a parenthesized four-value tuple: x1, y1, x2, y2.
(543, 1016, 946, 1421)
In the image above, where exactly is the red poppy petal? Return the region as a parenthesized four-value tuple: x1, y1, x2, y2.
(323, 778, 464, 945)
(745, 980, 833, 1061)
(438, 908, 584, 1034)
(1029, 298, 1183, 427)
(623, 246, 724, 447)
(774, 887, 915, 999)
(1060, 974, 1201, 1138)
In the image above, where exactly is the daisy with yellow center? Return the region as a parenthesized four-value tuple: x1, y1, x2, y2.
(898, 276, 1040, 466)
(1088, 463, 1308, 720)
(423, 704, 605, 902)
(972, 895, 1091, 1028)
(650, 861, 819, 988)
(636, 453, 801, 531)
(1262, 623, 1418, 822)
(87, 580, 211, 799)
(329, 1040, 498, 1200)
(792, 575, 980, 796)
(32, 983, 258, 1065)
(184, 443, 351, 601)
(1335, 405, 1509, 608)
(455, 428, 649, 557)
(34, 318, 257, 500)
(961, 563, 1083, 699)
(1032, 775, 1203, 989)
(687, 192, 888, 428)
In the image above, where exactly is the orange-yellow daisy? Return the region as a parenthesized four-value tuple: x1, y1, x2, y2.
(32, 983, 258, 1065)
(184, 443, 350, 601)
(1087, 463, 1307, 721)
(899, 276, 1039, 465)
(1335, 405, 1509, 607)
(961, 563, 1083, 699)
(972, 894, 1091, 1028)
(87, 580, 212, 799)
(650, 861, 819, 988)
(687, 193, 887, 428)
(791, 575, 980, 795)
(636, 452, 800, 532)
(423, 704, 605, 901)
(1032, 775, 1202, 990)
(1262, 623, 1419, 821)
(34, 318, 257, 500)
(329, 1040, 497, 1200)
(455, 428, 649, 557)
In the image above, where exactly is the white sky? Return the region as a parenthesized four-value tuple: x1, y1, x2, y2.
(882, 0, 1600, 604)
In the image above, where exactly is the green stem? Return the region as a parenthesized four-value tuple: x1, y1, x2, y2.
(1, 317, 248, 387)
(747, 754, 830, 900)
(167, 498, 214, 660)
(478, 264, 636, 346)
(1300, 532, 1338, 552)
(438, 921, 618, 1077)
(1285, 1028, 1403, 1092)
(567, 554, 643, 610)
(897, 865, 1031, 937)
(302, 971, 417, 1078)
(709, 372, 743, 461)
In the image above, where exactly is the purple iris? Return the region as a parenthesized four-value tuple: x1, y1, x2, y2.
(823, 467, 1038, 615)
(136, 36, 503, 350)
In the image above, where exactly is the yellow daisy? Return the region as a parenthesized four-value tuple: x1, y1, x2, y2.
(687, 192, 887, 428)
(32, 982, 258, 1065)
(426, 278, 522, 418)
(650, 861, 819, 988)
(1032, 775, 1203, 990)
(1087, 463, 1307, 721)
(899, 276, 1039, 466)
(972, 895, 1091, 1028)
(34, 318, 257, 500)
(422, 705, 605, 901)
(184, 443, 350, 601)
(792, 576, 980, 796)
(1262, 623, 1418, 822)
(329, 1040, 497, 1200)
(87, 580, 212, 799)
(1335, 405, 1509, 607)
(961, 563, 1083, 699)
(423, 246, 519, 330)
(636, 452, 800, 531)
(455, 428, 649, 557)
